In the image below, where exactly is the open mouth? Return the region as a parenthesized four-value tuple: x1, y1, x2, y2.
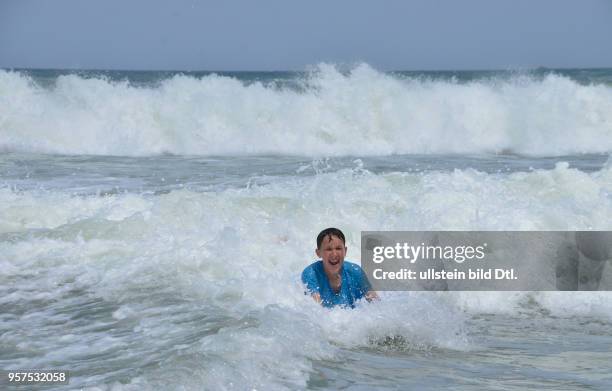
(328, 259, 340, 266)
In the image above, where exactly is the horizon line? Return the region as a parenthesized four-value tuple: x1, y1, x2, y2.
(2, 65, 612, 74)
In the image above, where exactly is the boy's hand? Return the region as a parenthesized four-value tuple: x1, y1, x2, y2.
(365, 290, 379, 302)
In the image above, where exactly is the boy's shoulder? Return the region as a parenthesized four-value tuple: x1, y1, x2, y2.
(301, 260, 322, 277)
(303, 260, 323, 270)
(343, 261, 365, 274)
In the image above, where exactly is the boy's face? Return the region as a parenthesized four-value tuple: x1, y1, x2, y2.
(316, 234, 347, 276)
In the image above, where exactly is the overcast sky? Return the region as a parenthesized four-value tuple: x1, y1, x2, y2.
(1, 0, 611, 71)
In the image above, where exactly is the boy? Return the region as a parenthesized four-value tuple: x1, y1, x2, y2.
(302, 228, 379, 308)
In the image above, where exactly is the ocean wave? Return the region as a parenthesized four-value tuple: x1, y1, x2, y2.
(1, 64, 611, 156)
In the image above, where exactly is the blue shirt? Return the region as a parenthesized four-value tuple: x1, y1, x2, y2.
(301, 260, 372, 308)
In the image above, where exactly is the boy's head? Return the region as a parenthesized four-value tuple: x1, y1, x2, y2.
(316, 228, 347, 276)
(316, 227, 346, 249)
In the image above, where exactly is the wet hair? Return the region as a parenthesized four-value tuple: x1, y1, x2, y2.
(316, 228, 346, 249)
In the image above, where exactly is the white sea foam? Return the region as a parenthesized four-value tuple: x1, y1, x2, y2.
(3, 165, 612, 304)
(1, 64, 611, 157)
(2, 164, 612, 389)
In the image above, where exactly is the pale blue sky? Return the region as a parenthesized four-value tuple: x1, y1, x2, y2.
(1, 0, 611, 71)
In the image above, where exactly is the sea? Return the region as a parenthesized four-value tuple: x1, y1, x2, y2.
(1, 64, 612, 390)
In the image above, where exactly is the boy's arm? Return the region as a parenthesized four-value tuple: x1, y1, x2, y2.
(302, 265, 322, 304)
(357, 265, 379, 302)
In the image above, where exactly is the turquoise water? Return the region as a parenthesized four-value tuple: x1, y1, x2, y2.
(1, 153, 608, 194)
